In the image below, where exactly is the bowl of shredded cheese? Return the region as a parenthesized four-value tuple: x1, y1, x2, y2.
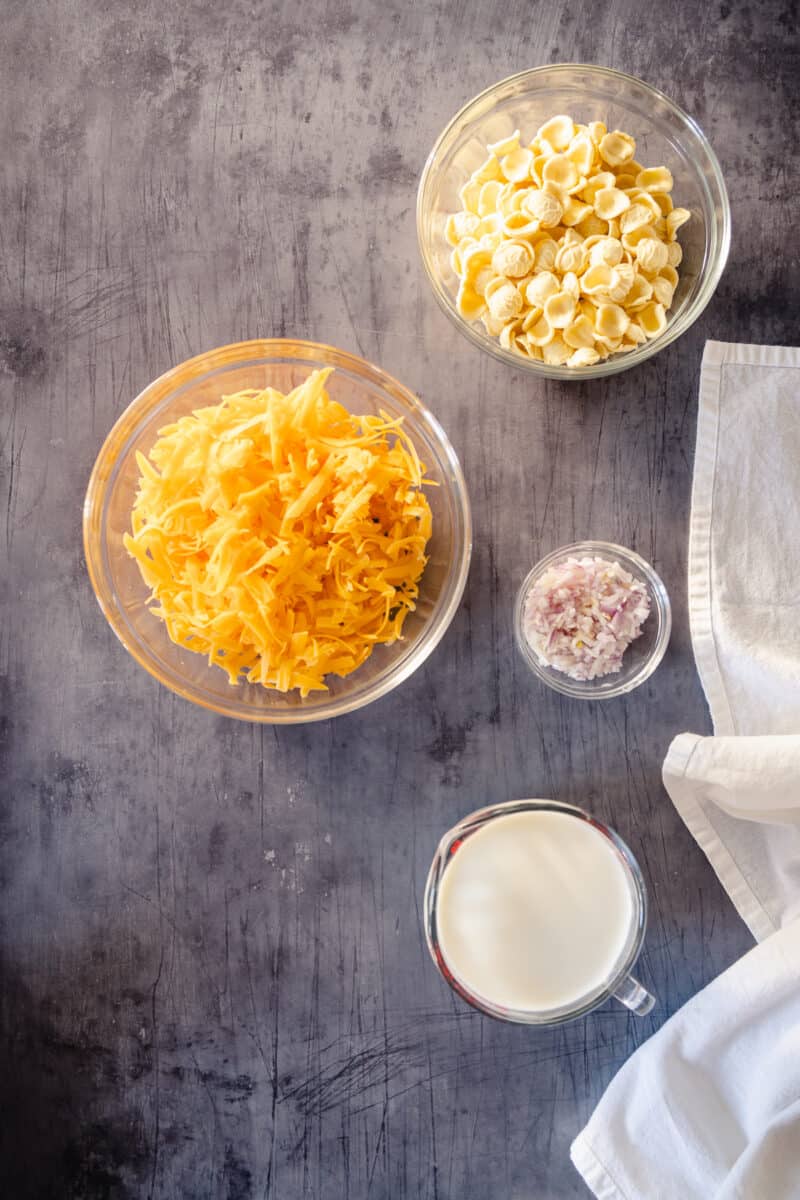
(417, 64, 730, 378)
(84, 340, 472, 722)
(514, 541, 671, 698)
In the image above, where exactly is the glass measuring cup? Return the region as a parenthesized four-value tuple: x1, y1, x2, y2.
(424, 799, 655, 1025)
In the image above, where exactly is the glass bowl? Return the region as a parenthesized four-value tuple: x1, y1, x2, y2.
(417, 64, 730, 380)
(83, 340, 472, 723)
(513, 541, 671, 699)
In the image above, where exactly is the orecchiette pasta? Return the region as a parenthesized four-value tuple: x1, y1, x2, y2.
(522, 189, 563, 227)
(446, 115, 691, 366)
(487, 281, 523, 322)
(544, 291, 576, 328)
(491, 239, 535, 278)
(599, 130, 636, 167)
(594, 186, 631, 219)
(526, 271, 560, 307)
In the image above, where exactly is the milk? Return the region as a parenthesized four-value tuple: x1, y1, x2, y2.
(435, 809, 635, 1013)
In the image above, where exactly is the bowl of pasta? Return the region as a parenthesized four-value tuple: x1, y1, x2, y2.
(417, 64, 730, 378)
(84, 340, 472, 723)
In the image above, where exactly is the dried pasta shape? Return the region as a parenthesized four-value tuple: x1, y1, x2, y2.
(457, 283, 487, 320)
(635, 166, 673, 193)
(536, 114, 575, 151)
(567, 132, 595, 176)
(475, 215, 504, 243)
(519, 306, 543, 332)
(472, 154, 504, 185)
(561, 196, 594, 227)
(542, 154, 581, 192)
(533, 237, 559, 272)
(581, 262, 616, 295)
(445, 212, 480, 246)
(527, 314, 556, 347)
(491, 239, 535, 277)
(635, 237, 669, 273)
(461, 245, 493, 278)
(575, 213, 609, 239)
(623, 323, 647, 346)
(501, 146, 535, 183)
(605, 262, 636, 303)
(563, 314, 596, 349)
(554, 240, 587, 274)
(637, 301, 667, 338)
(595, 302, 630, 340)
(581, 171, 616, 203)
(599, 130, 636, 166)
(568, 346, 601, 367)
(619, 203, 655, 235)
(522, 189, 564, 228)
(542, 335, 572, 365)
(594, 187, 631, 219)
(487, 281, 523, 322)
(499, 317, 525, 349)
(544, 290, 576, 328)
(624, 274, 654, 311)
(666, 241, 683, 267)
(622, 223, 658, 252)
(667, 207, 691, 239)
(487, 130, 522, 157)
(478, 180, 503, 217)
(525, 271, 560, 307)
(531, 153, 550, 186)
(588, 236, 624, 267)
(501, 212, 541, 238)
(651, 276, 675, 308)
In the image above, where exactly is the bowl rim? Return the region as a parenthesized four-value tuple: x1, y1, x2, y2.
(83, 338, 473, 724)
(417, 62, 732, 380)
(513, 539, 672, 698)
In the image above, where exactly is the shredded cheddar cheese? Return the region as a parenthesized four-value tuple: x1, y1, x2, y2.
(123, 369, 433, 696)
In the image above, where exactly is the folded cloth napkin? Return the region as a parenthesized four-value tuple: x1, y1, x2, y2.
(570, 916, 800, 1200)
(665, 733, 800, 940)
(572, 342, 800, 1198)
(665, 341, 800, 940)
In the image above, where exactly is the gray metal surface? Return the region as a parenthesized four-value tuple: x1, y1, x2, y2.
(1, 1, 796, 1196)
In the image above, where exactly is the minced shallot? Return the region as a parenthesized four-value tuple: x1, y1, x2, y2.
(522, 556, 650, 681)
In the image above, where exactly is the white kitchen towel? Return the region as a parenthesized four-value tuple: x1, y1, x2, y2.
(665, 733, 800, 941)
(664, 341, 800, 940)
(570, 915, 800, 1200)
(572, 343, 800, 1199)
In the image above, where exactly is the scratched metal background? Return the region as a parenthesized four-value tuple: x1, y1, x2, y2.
(1, 1, 798, 1197)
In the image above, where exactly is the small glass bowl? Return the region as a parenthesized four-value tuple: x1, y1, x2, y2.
(417, 64, 731, 379)
(513, 541, 671, 699)
(83, 340, 472, 724)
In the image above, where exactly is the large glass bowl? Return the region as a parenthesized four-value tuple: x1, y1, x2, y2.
(83, 340, 472, 723)
(417, 64, 730, 379)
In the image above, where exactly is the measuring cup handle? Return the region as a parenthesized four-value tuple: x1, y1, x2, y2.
(612, 973, 656, 1016)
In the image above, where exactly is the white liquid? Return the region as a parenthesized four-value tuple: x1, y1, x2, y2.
(436, 809, 635, 1013)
